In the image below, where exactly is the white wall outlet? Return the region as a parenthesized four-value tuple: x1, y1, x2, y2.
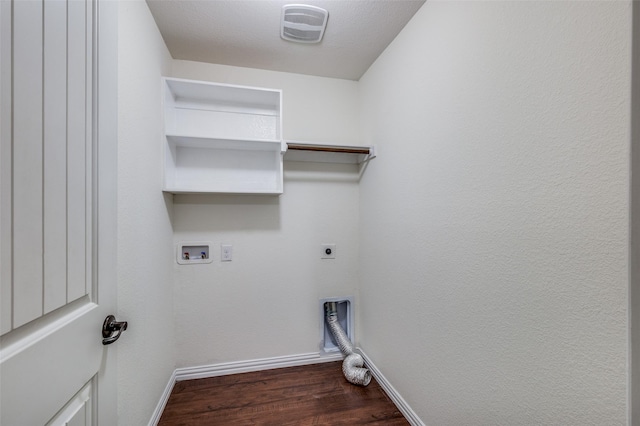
(221, 244, 233, 262)
(321, 244, 336, 259)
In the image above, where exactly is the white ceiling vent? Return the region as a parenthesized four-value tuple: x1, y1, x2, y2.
(281, 4, 329, 44)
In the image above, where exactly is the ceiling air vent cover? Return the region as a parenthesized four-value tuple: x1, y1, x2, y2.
(281, 4, 329, 44)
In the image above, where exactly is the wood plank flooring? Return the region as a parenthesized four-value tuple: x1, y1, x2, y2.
(158, 361, 409, 425)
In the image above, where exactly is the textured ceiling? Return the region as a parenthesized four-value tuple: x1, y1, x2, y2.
(146, 0, 425, 81)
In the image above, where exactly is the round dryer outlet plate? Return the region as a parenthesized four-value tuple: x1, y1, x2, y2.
(321, 243, 336, 259)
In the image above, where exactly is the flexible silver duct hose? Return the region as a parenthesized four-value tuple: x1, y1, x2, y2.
(325, 302, 371, 386)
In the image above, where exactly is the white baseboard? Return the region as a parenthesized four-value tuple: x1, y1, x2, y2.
(175, 351, 343, 381)
(148, 369, 176, 426)
(358, 348, 425, 426)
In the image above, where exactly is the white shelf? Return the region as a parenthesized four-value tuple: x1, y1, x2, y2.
(166, 78, 280, 112)
(167, 135, 284, 152)
(163, 78, 283, 194)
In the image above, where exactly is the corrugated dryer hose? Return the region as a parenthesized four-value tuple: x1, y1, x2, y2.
(325, 302, 371, 386)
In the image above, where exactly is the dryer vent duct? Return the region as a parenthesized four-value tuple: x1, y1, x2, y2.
(281, 4, 329, 44)
(325, 302, 371, 386)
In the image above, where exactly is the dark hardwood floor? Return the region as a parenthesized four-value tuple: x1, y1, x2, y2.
(158, 361, 410, 425)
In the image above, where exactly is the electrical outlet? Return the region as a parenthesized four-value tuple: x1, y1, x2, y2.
(321, 244, 336, 259)
(221, 244, 232, 262)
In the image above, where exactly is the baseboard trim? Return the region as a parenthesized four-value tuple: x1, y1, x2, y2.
(358, 348, 425, 426)
(148, 369, 176, 426)
(175, 351, 343, 382)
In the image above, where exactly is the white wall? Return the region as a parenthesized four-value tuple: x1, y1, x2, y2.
(169, 61, 362, 367)
(358, 1, 632, 424)
(631, 2, 640, 422)
(117, 1, 174, 424)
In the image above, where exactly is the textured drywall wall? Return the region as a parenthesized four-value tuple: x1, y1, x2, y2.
(358, 1, 632, 424)
(631, 2, 640, 423)
(169, 62, 362, 367)
(117, 1, 175, 424)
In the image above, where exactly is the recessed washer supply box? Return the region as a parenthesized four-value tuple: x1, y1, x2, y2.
(177, 242, 213, 265)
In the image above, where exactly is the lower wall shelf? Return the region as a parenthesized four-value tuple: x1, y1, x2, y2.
(162, 139, 375, 194)
(164, 136, 285, 194)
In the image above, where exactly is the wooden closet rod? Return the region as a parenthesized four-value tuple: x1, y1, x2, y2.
(287, 144, 371, 155)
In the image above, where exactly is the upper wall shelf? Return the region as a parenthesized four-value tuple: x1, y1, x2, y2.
(284, 141, 375, 164)
(162, 78, 284, 194)
(162, 77, 376, 193)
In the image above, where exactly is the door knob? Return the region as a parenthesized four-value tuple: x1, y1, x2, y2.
(102, 315, 128, 345)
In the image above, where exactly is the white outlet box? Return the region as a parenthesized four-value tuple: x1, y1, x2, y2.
(221, 244, 233, 261)
(321, 244, 336, 259)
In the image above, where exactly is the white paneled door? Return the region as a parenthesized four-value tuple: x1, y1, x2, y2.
(0, 0, 118, 424)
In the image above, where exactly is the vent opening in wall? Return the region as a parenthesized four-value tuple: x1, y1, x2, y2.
(320, 297, 353, 353)
(281, 4, 329, 44)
